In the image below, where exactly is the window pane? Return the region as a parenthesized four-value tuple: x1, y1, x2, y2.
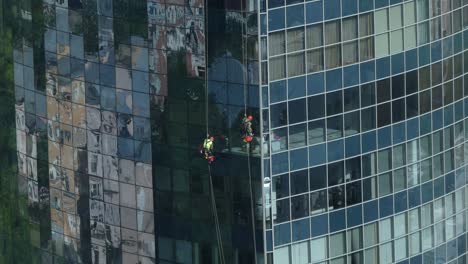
(306, 48, 324, 73)
(404, 1, 416, 25)
(310, 237, 328, 262)
(360, 13, 374, 37)
(292, 241, 309, 264)
(330, 232, 346, 257)
(389, 5, 403, 30)
(287, 27, 305, 52)
(270, 56, 286, 80)
(404, 26, 417, 49)
(376, 33, 389, 58)
(325, 20, 341, 44)
(274, 246, 291, 264)
(343, 41, 358, 65)
(418, 22, 429, 44)
(360, 37, 374, 61)
(306, 24, 323, 49)
(343, 16, 358, 41)
(325, 45, 341, 69)
(390, 29, 403, 54)
(417, 0, 429, 21)
(375, 9, 389, 34)
(269, 31, 286, 56)
(287, 52, 305, 77)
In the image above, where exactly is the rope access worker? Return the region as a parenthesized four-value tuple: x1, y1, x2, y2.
(241, 115, 254, 142)
(201, 136, 215, 163)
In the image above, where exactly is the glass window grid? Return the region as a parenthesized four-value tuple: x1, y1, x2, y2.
(25, 1, 161, 261)
(264, 1, 468, 260)
(266, 1, 468, 79)
(270, 181, 468, 255)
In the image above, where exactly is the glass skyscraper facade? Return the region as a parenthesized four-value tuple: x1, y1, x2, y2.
(261, 0, 468, 263)
(2, 0, 468, 263)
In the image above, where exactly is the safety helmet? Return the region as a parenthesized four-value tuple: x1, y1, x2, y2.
(247, 115, 253, 121)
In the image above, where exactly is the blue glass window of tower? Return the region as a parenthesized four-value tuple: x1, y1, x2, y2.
(359, 0, 373, 13)
(271, 102, 288, 128)
(273, 174, 290, 199)
(269, 0, 284, 8)
(308, 94, 325, 120)
(307, 72, 324, 95)
(309, 143, 326, 166)
(360, 61, 375, 83)
(326, 90, 343, 116)
(324, 0, 340, 19)
(292, 218, 310, 241)
(288, 76, 306, 99)
(306, 1, 323, 24)
(274, 223, 291, 246)
(270, 80, 287, 103)
(326, 69, 342, 91)
(269, 8, 285, 31)
(290, 148, 308, 170)
(344, 86, 359, 111)
(309, 165, 326, 191)
(346, 181, 362, 206)
(286, 5, 304, 27)
(343, 65, 359, 87)
(342, 0, 358, 16)
(291, 195, 309, 220)
(288, 98, 307, 124)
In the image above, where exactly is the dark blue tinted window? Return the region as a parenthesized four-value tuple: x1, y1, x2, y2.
(272, 152, 289, 175)
(347, 205, 362, 227)
(288, 76, 306, 99)
(324, 0, 340, 19)
(306, 1, 323, 24)
(269, 8, 285, 31)
(406, 49, 418, 70)
(391, 53, 405, 75)
(342, 0, 358, 16)
(326, 69, 343, 91)
(359, 0, 373, 12)
(376, 57, 390, 79)
(290, 148, 308, 170)
(292, 218, 310, 241)
(345, 135, 361, 157)
(360, 61, 375, 83)
(270, 80, 287, 103)
(363, 200, 378, 222)
(431, 41, 442, 62)
(307, 72, 324, 95)
(274, 223, 291, 246)
(269, 0, 284, 8)
(309, 144, 326, 166)
(343, 65, 359, 87)
(311, 214, 328, 237)
(375, 0, 388, 8)
(287, 5, 304, 27)
(329, 209, 346, 232)
(394, 191, 407, 213)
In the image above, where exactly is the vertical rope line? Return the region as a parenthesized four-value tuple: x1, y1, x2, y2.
(241, 1, 258, 263)
(204, 2, 225, 264)
(241, 0, 247, 115)
(204, 0, 209, 136)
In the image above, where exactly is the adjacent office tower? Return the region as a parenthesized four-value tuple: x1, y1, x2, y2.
(4, 0, 468, 263)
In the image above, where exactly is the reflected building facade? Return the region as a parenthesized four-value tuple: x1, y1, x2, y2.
(8, 0, 262, 263)
(6, 0, 468, 263)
